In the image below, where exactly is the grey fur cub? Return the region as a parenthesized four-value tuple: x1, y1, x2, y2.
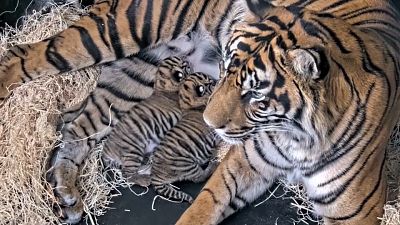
(149, 72, 221, 203)
(102, 56, 191, 186)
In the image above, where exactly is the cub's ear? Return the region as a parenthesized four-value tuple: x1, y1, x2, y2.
(244, 0, 272, 19)
(286, 48, 329, 80)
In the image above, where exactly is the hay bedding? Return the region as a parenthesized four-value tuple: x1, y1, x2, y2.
(0, 4, 399, 225)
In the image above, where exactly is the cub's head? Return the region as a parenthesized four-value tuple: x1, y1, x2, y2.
(204, 7, 360, 144)
(178, 72, 216, 110)
(155, 56, 192, 92)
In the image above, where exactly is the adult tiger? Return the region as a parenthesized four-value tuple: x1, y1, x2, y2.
(0, 0, 398, 225)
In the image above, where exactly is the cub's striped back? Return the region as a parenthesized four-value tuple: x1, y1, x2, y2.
(102, 56, 191, 186)
(151, 72, 220, 203)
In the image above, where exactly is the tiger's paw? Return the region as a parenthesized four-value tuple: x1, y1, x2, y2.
(0, 51, 26, 100)
(53, 194, 84, 224)
(46, 165, 84, 224)
(50, 180, 84, 224)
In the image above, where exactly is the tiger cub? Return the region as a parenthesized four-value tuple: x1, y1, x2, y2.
(102, 56, 191, 186)
(149, 72, 220, 203)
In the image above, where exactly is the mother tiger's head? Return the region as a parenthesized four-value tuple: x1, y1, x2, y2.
(204, 8, 361, 146)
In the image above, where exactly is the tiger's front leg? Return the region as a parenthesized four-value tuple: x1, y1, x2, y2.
(176, 144, 276, 225)
(46, 139, 92, 224)
(46, 54, 158, 223)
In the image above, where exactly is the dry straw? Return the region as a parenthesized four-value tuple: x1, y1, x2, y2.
(0, 4, 108, 225)
(0, 3, 398, 225)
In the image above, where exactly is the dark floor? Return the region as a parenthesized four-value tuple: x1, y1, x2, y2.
(79, 182, 317, 225)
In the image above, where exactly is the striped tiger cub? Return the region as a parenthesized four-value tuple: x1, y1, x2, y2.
(150, 72, 220, 203)
(0, 0, 399, 224)
(102, 56, 191, 186)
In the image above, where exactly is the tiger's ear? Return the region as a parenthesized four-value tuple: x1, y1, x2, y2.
(244, 0, 272, 19)
(286, 48, 329, 80)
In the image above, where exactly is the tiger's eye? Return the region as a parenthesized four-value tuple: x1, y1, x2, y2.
(252, 91, 265, 100)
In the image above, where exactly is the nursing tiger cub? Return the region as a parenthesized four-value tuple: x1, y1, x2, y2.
(0, 0, 399, 224)
(102, 56, 191, 186)
(150, 72, 220, 203)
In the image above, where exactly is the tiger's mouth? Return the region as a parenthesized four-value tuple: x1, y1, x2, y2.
(214, 127, 255, 144)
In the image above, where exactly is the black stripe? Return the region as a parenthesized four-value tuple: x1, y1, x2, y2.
(88, 12, 111, 50)
(71, 25, 102, 64)
(243, 144, 261, 175)
(353, 19, 400, 34)
(172, 0, 196, 39)
(343, 8, 397, 22)
(311, 19, 351, 54)
(286, 30, 297, 46)
(107, 14, 125, 59)
(325, 59, 355, 135)
(268, 133, 293, 163)
(83, 110, 98, 132)
(266, 16, 287, 30)
(121, 67, 154, 87)
(304, 84, 375, 176)
(192, 0, 210, 32)
(311, 142, 378, 204)
(292, 81, 305, 122)
(60, 156, 79, 167)
(89, 95, 110, 124)
(141, 0, 154, 47)
(202, 188, 221, 204)
(127, 1, 143, 47)
(156, 0, 170, 43)
(326, 152, 385, 220)
(348, 30, 391, 112)
(20, 58, 33, 81)
(77, 123, 91, 139)
(174, 0, 184, 13)
(321, 0, 351, 12)
(215, 1, 234, 48)
(348, 31, 388, 77)
(245, 0, 271, 18)
(254, 138, 293, 170)
(317, 124, 374, 187)
(300, 20, 327, 43)
(291, 0, 317, 8)
(339, 6, 368, 18)
(97, 83, 142, 102)
(222, 173, 233, 201)
(133, 51, 161, 66)
(226, 165, 238, 192)
(110, 0, 119, 14)
(45, 38, 72, 72)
